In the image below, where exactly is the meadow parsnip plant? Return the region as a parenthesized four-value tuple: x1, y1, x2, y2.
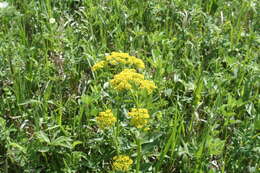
(0, 0, 259, 173)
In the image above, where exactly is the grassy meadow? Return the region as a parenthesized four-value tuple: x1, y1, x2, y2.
(0, 0, 259, 172)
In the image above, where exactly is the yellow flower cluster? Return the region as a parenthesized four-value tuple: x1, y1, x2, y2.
(106, 52, 145, 69)
(91, 60, 106, 71)
(128, 108, 150, 128)
(112, 155, 133, 172)
(91, 52, 145, 71)
(96, 109, 116, 129)
(110, 69, 156, 93)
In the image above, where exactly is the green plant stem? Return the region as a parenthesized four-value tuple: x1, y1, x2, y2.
(113, 124, 120, 155)
(130, 90, 140, 107)
(136, 134, 142, 173)
(5, 158, 8, 173)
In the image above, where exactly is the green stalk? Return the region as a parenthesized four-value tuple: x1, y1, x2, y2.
(113, 124, 120, 155)
(4, 158, 8, 173)
(130, 90, 140, 107)
(136, 135, 142, 173)
(155, 125, 175, 172)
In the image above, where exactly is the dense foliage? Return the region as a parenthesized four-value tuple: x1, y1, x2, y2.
(0, 0, 259, 172)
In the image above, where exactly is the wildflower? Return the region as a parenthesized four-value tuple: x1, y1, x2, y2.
(49, 18, 56, 24)
(140, 79, 157, 94)
(91, 52, 145, 71)
(128, 108, 150, 128)
(110, 69, 144, 90)
(91, 60, 107, 71)
(106, 52, 145, 69)
(110, 69, 156, 94)
(96, 109, 116, 129)
(0, 1, 8, 8)
(113, 155, 133, 172)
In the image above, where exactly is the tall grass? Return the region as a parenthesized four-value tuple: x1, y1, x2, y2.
(0, 0, 259, 172)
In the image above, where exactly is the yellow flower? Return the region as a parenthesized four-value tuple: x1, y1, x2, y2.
(106, 52, 145, 69)
(110, 69, 156, 94)
(130, 57, 145, 69)
(140, 80, 157, 94)
(91, 52, 145, 71)
(128, 108, 150, 128)
(96, 109, 116, 129)
(113, 155, 133, 172)
(91, 60, 107, 71)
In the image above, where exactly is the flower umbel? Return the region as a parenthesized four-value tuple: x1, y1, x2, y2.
(128, 108, 150, 128)
(96, 109, 116, 129)
(106, 52, 145, 69)
(139, 80, 157, 93)
(110, 69, 156, 93)
(113, 155, 133, 172)
(91, 52, 145, 71)
(91, 60, 107, 71)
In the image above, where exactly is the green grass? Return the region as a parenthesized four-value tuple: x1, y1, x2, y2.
(0, 0, 259, 172)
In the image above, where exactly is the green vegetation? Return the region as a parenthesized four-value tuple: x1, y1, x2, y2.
(0, 0, 259, 172)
